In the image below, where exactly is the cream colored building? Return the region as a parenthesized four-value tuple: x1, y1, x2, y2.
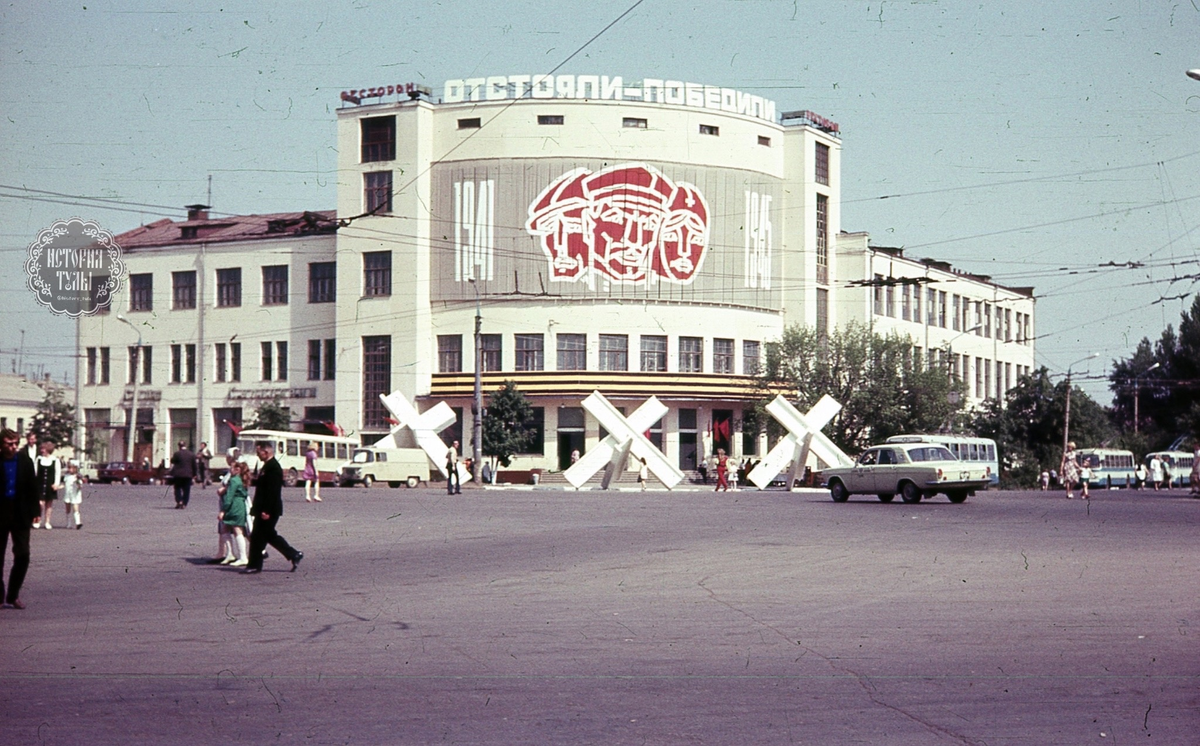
(74, 74, 1032, 471)
(836, 232, 1036, 407)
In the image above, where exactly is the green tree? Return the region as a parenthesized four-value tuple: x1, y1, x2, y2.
(974, 367, 1115, 487)
(30, 387, 76, 449)
(759, 322, 966, 454)
(249, 397, 292, 431)
(482, 381, 537, 468)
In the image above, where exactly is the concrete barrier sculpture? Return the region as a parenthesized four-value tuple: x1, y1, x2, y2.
(747, 394, 854, 490)
(564, 391, 684, 490)
(375, 391, 461, 480)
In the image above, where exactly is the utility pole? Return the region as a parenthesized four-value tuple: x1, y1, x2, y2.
(117, 315, 142, 463)
(1062, 353, 1099, 461)
(471, 279, 482, 485)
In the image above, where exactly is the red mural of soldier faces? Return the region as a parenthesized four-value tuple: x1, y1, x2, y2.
(526, 164, 710, 286)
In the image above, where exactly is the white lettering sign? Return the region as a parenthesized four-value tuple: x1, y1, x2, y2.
(744, 191, 772, 289)
(453, 179, 495, 282)
(443, 75, 777, 123)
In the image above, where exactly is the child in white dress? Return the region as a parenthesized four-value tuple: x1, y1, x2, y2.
(62, 460, 84, 529)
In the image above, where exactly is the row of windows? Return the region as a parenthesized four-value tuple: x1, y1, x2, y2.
(873, 279, 1033, 345)
(125, 257, 391, 312)
(86, 340, 337, 386)
(914, 346, 1032, 401)
(435, 333, 762, 375)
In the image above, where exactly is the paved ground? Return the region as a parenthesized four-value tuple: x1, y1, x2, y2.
(1, 481, 1197, 744)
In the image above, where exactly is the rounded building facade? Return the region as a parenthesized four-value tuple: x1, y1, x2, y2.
(333, 75, 843, 472)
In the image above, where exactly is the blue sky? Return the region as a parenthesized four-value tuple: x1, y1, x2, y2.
(2, 0, 1197, 402)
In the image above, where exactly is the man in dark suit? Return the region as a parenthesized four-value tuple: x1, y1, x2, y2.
(242, 441, 303, 574)
(0, 428, 39, 608)
(169, 441, 196, 509)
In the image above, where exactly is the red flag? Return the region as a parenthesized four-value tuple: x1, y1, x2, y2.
(223, 419, 243, 435)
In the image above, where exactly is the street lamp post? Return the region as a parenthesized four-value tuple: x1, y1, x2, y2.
(1133, 361, 1161, 434)
(1062, 353, 1100, 460)
(116, 315, 142, 464)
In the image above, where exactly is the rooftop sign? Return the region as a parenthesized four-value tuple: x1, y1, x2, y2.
(442, 75, 777, 123)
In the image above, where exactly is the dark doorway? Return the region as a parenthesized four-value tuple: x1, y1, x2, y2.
(679, 432, 697, 470)
(558, 432, 585, 470)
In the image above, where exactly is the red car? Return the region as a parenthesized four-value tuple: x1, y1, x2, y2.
(95, 461, 165, 485)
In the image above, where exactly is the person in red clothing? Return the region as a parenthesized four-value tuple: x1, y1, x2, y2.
(714, 448, 730, 492)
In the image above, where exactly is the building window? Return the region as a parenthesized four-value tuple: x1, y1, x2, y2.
(172, 271, 196, 310)
(757, 135, 771, 146)
(713, 338, 734, 375)
(362, 336, 392, 429)
(216, 268, 241, 308)
(215, 343, 227, 383)
(308, 340, 322, 381)
(984, 304, 992, 338)
(171, 344, 193, 384)
(938, 291, 947, 328)
(480, 334, 502, 372)
(873, 274, 884, 316)
(302, 339, 336, 381)
(363, 252, 392, 297)
(699, 124, 719, 136)
(640, 335, 667, 372)
(276, 341, 288, 381)
(458, 117, 481, 129)
(557, 333, 586, 371)
(952, 295, 961, 331)
(815, 194, 828, 285)
(515, 334, 544, 372)
(87, 347, 110, 385)
(86, 348, 97, 385)
(817, 288, 829, 338)
(262, 265, 289, 305)
(230, 342, 241, 382)
(129, 273, 153, 312)
(261, 342, 273, 381)
(438, 335, 463, 373)
(308, 262, 336, 304)
(364, 171, 393, 214)
(1005, 309, 1012, 342)
(885, 282, 895, 318)
(622, 117, 647, 129)
(679, 337, 703, 373)
(743, 341, 761, 375)
(815, 142, 830, 186)
(927, 288, 937, 326)
(361, 115, 396, 162)
(537, 115, 564, 125)
(128, 346, 151, 385)
(598, 334, 628, 372)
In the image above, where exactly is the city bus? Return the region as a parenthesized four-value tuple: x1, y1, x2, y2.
(235, 429, 361, 486)
(1076, 448, 1136, 489)
(885, 434, 999, 487)
(1144, 451, 1194, 489)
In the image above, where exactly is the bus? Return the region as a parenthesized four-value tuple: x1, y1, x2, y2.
(235, 429, 361, 486)
(1076, 448, 1136, 489)
(1144, 451, 1194, 489)
(885, 434, 999, 487)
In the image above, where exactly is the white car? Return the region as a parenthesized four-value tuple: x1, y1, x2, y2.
(822, 442, 991, 504)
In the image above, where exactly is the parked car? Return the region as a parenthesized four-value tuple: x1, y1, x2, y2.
(821, 443, 991, 504)
(338, 446, 430, 488)
(95, 461, 165, 485)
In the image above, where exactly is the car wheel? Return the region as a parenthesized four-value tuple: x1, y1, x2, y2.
(362, 475, 373, 488)
(947, 491, 968, 504)
(285, 468, 299, 487)
(900, 482, 923, 504)
(877, 493, 895, 503)
(829, 480, 849, 502)
(406, 476, 419, 489)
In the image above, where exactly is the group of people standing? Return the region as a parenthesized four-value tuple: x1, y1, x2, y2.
(208, 441, 304, 574)
(1058, 442, 1200, 498)
(0, 428, 86, 610)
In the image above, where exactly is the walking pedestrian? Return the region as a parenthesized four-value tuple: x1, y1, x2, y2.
(242, 441, 303, 574)
(1149, 454, 1165, 491)
(169, 441, 196, 509)
(219, 461, 250, 567)
(698, 457, 708, 484)
(1060, 443, 1080, 499)
(32, 441, 61, 529)
(637, 457, 648, 491)
(446, 440, 462, 494)
(62, 460, 84, 529)
(1191, 442, 1200, 497)
(0, 428, 38, 608)
(195, 442, 212, 488)
(714, 449, 730, 492)
(302, 442, 321, 502)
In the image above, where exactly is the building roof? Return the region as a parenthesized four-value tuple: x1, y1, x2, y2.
(0, 374, 47, 408)
(115, 209, 337, 250)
